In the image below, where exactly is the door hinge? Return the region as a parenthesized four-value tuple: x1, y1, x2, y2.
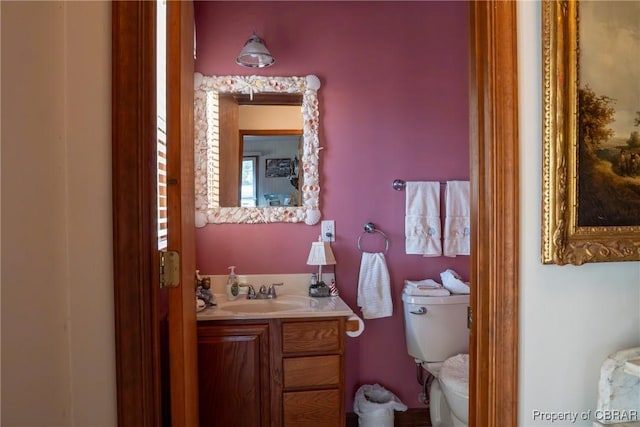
(159, 250, 180, 288)
(467, 306, 472, 329)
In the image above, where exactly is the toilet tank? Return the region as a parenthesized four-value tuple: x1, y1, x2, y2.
(402, 293, 470, 363)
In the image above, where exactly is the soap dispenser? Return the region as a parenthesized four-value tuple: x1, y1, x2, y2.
(226, 266, 239, 301)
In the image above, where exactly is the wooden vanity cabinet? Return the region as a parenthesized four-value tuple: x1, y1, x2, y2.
(197, 322, 271, 427)
(198, 317, 347, 427)
(279, 319, 345, 427)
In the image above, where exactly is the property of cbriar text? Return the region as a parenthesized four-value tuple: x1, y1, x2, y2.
(532, 409, 638, 424)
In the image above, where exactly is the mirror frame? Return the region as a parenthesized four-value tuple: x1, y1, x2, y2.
(194, 73, 322, 225)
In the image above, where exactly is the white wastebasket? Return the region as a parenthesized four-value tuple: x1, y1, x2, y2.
(358, 408, 394, 427)
(354, 384, 407, 427)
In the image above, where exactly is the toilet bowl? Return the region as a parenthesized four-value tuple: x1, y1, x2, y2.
(401, 290, 470, 427)
(439, 354, 469, 427)
(428, 377, 455, 427)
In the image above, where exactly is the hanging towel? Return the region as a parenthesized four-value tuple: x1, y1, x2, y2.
(444, 181, 470, 257)
(357, 252, 393, 319)
(405, 181, 442, 256)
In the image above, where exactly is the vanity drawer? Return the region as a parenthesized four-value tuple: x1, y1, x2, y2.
(283, 355, 340, 389)
(283, 389, 341, 426)
(281, 320, 340, 354)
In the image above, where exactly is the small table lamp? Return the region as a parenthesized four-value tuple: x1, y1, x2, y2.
(306, 237, 336, 284)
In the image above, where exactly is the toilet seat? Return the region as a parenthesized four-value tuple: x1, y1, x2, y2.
(439, 354, 469, 398)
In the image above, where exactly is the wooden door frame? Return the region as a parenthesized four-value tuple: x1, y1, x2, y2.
(468, 2, 519, 426)
(112, 2, 161, 425)
(166, 1, 199, 426)
(111, 1, 520, 426)
(112, 2, 198, 426)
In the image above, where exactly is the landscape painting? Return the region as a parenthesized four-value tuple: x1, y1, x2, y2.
(542, 0, 640, 265)
(576, 1, 640, 227)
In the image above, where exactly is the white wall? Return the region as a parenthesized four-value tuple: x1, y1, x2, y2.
(1, 2, 116, 426)
(518, 2, 640, 426)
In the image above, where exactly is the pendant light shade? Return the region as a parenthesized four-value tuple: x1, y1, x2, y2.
(236, 32, 275, 68)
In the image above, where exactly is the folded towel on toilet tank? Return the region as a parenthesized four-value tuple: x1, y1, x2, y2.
(405, 278, 442, 289)
(403, 279, 451, 296)
(440, 269, 471, 294)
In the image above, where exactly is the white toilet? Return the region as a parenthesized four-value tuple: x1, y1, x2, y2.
(402, 291, 470, 427)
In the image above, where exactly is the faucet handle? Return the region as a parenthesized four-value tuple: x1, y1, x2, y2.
(267, 283, 283, 298)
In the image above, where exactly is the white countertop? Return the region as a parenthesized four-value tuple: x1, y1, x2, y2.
(195, 273, 354, 321)
(197, 293, 354, 320)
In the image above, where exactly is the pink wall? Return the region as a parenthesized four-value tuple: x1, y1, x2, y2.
(194, 1, 469, 411)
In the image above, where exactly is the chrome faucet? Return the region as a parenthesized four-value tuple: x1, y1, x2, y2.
(258, 285, 269, 298)
(241, 283, 284, 299)
(239, 284, 256, 299)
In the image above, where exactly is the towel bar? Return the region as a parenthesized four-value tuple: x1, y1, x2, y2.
(393, 179, 448, 190)
(357, 222, 390, 253)
(392, 179, 407, 190)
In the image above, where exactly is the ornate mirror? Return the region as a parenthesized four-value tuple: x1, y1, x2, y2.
(194, 73, 322, 226)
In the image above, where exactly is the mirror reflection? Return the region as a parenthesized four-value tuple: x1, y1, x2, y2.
(217, 94, 303, 207)
(239, 132, 302, 208)
(194, 74, 322, 226)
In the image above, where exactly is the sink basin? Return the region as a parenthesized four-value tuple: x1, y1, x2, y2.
(217, 294, 316, 315)
(226, 301, 303, 313)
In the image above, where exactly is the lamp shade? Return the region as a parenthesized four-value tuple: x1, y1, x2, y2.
(236, 32, 275, 68)
(306, 241, 336, 266)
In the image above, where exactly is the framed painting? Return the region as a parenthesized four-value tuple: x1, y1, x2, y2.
(542, 0, 640, 265)
(265, 158, 292, 178)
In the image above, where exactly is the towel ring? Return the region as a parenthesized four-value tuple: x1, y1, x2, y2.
(357, 222, 390, 253)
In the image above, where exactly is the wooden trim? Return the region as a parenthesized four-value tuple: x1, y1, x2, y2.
(345, 318, 360, 332)
(239, 129, 303, 136)
(166, 1, 199, 426)
(219, 95, 241, 206)
(468, 1, 520, 426)
(112, 2, 161, 426)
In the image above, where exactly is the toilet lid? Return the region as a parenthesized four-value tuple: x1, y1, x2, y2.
(439, 354, 469, 397)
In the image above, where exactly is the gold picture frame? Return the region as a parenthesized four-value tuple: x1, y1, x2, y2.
(542, 0, 640, 265)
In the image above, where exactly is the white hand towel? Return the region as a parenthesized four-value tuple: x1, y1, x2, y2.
(444, 181, 470, 257)
(405, 181, 442, 256)
(357, 252, 393, 319)
(440, 269, 471, 294)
